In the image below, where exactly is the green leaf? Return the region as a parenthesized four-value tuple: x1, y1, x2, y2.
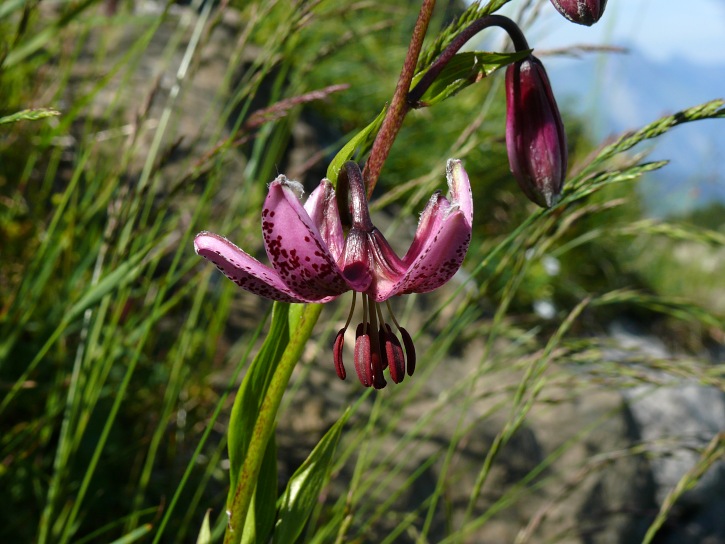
(413, 50, 529, 107)
(326, 108, 386, 184)
(0, 108, 60, 125)
(272, 408, 351, 544)
(227, 303, 290, 500)
(195, 511, 212, 544)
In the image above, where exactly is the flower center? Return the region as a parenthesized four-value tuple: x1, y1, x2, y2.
(333, 293, 416, 389)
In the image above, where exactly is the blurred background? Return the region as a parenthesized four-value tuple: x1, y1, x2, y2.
(1, 0, 723, 542)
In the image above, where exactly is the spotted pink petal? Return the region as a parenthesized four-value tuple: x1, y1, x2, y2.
(397, 209, 471, 294)
(194, 232, 336, 303)
(403, 158, 473, 266)
(304, 179, 345, 261)
(401, 191, 447, 266)
(375, 159, 473, 300)
(263, 176, 351, 300)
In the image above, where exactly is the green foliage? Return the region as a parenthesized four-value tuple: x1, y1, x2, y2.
(196, 510, 212, 544)
(412, 49, 529, 106)
(273, 408, 350, 544)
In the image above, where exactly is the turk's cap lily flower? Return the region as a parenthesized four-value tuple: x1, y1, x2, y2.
(194, 159, 473, 388)
(549, 0, 607, 26)
(505, 54, 568, 208)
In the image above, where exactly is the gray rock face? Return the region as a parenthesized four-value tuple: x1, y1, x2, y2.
(626, 383, 725, 504)
(610, 320, 725, 543)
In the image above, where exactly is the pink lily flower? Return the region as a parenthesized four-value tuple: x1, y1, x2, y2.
(194, 159, 472, 388)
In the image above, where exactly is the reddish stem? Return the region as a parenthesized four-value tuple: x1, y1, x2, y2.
(362, 0, 437, 196)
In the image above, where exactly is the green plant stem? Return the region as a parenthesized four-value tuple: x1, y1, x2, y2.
(362, 0, 436, 195)
(407, 14, 528, 106)
(224, 302, 324, 544)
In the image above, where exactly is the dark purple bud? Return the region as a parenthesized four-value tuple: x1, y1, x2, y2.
(549, 0, 607, 26)
(505, 55, 567, 208)
(333, 328, 347, 380)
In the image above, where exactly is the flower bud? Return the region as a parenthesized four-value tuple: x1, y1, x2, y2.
(505, 55, 567, 208)
(549, 0, 607, 26)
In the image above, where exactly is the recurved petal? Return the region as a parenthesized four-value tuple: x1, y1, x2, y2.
(377, 160, 472, 299)
(304, 179, 345, 261)
(402, 159, 472, 266)
(396, 210, 471, 295)
(446, 159, 473, 224)
(263, 176, 350, 300)
(194, 232, 327, 303)
(400, 191, 447, 268)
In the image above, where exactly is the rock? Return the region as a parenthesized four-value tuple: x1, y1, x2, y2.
(609, 319, 725, 543)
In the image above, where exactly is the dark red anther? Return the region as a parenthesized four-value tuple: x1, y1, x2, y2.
(354, 323, 373, 387)
(333, 328, 347, 380)
(371, 355, 387, 390)
(399, 327, 416, 376)
(368, 323, 387, 390)
(380, 324, 405, 384)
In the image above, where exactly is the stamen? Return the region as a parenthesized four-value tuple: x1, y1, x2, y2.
(362, 293, 369, 336)
(380, 323, 405, 384)
(385, 300, 416, 376)
(384, 300, 403, 329)
(374, 302, 388, 370)
(333, 331, 346, 380)
(367, 296, 386, 389)
(333, 292, 358, 380)
(344, 291, 357, 330)
(400, 327, 416, 377)
(354, 323, 372, 387)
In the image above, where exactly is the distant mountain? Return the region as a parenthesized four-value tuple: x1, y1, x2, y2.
(545, 45, 725, 216)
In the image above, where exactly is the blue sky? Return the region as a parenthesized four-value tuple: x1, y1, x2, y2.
(516, 0, 725, 64)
